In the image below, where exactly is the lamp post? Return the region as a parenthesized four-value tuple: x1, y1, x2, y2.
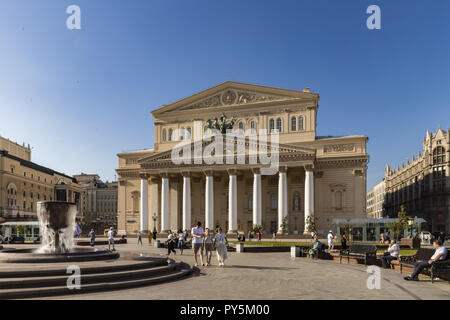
(152, 213, 157, 232)
(408, 217, 414, 238)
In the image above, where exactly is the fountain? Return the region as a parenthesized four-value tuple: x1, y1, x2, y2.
(36, 201, 77, 254)
(0, 201, 119, 263)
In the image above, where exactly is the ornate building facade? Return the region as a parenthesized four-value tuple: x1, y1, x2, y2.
(116, 82, 369, 236)
(384, 128, 450, 233)
(0, 136, 83, 222)
(367, 180, 386, 219)
(74, 173, 118, 232)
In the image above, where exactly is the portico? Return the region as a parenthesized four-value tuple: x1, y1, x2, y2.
(116, 81, 369, 236)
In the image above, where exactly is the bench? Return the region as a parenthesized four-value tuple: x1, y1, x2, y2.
(302, 242, 327, 259)
(340, 244, 377, 265)
(400, 247, 450, 283)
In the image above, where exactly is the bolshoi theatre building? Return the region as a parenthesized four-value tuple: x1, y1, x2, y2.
(116, 82, 369, 236)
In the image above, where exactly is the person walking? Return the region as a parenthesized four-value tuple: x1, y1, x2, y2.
(247, 230, 252, 242)
(191, 222, 205, 267)
(214, 226, 228, 267)
(152, 229, 157, 244)
(203, 228, 213, 266)
(327, 230, 335, 251)
(107, 227, 115, 251)
(177, 229, 185, 255)
(166, 230, 176, 256)
(89, 229, 96, 247)
(340, 233, 348, 250)
(257, 231, 262, 242)
(137, 231, 143, 245)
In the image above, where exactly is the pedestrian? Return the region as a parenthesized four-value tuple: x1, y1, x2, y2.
(137, 231, 143, 245)
(257, 231, 262, 242)
(107, 227, 115, 251)
(340, 233, 348, 250)
(214, 226, 228, 267)
(152, 229, 157, 244)
(327, 230, 335, 251)
(191, 222, 205, 267)
(203, 228, 213, 266)
(166, 230, 176, 256)
(177, 229, 185, 255)
(89, 228, 95, 247)
(247, 230, 252, 242)
(404, 239, 448, 281)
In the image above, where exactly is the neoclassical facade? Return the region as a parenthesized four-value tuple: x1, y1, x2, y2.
(384, 128, 450, 232)
(0, 136, 83, 222)
(116, 82, 369, 235)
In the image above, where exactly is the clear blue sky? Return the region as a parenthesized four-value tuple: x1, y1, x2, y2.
(0, 0, 449, 188)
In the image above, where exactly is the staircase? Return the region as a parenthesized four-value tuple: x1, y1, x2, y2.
(0, 258, 192, 299)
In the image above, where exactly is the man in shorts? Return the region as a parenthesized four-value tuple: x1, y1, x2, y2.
(191, 221, 205, 267)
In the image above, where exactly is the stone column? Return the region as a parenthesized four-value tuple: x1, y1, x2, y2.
(139, 174, 149, 233)
(149, 177, 159, 232)
(252, 168, 262, 226)
(278, 167, 288, 233)
(304, 165, 314, 234)
(161, 173, 169, 232)
(228, 169, 237, 233)
(182, 172, 191, 231)
(205, 171, 214, 230)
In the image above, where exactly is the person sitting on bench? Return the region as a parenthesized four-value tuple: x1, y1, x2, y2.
(381, 240, 400, 269)
(404, 239, 448, 281)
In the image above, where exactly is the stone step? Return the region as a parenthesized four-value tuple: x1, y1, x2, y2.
(0, 264, 192, 300)
(0, 258, 168, 278)
(0, 264, 177, 289)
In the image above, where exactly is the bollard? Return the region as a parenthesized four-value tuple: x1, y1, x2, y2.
(236, 243, 244, 253)
(291, 246, 301, 258)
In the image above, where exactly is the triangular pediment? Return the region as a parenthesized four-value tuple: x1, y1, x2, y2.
(153, 81, 317, 116)
(138, 137, 315, 170)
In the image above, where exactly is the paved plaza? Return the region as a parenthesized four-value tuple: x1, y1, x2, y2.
(18, 238, 449, 300)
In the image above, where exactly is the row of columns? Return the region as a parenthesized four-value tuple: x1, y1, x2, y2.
(140, 167, 314, 234)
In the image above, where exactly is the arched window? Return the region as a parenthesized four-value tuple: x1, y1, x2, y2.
(276, 118, 282, 132)
(433, 146, 445, 164)
(269, 119, 275, 132)
(168, 129, 173, 141)
(250, 121, 256, 134)
(291, 117, 296, 131)
(271, 194, 277, 209)
(298, 116, 304, 131)
(162, 129, 167, 142)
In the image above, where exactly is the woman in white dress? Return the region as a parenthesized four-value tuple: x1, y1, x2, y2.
(214, 227, 228, 267)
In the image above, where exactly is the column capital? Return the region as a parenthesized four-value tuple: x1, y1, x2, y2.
(227, 169, 238, 176)
(204, 170, 214, 177)
(139, 173, 150, 180)
(160, 172, 169, 179)
(181, 171, 191, 178)
(149, 175, 160, 184)
(304, 164, 314, 172)
(278, 166, 288, 174)
(252, 168, 261, 175)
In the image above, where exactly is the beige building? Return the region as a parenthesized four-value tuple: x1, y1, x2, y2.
(384, 128, 450, 232)
(0, 136, 83, 222)
(74, 173, 118, 232)
(116, 82, 369, 236)
(367, 180, 386, 219)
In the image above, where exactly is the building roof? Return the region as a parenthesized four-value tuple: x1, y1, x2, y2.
(0, 150, 77, 182)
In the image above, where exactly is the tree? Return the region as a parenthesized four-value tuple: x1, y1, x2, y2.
(387, 205, 408, 240)
(305, 213, 318, 234)
(252, 225, 264, 235)
(342, 218, 353, 241)
(279, 217, 288, 235)
(206, 113, 236, 134)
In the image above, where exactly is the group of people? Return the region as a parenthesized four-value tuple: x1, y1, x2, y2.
(191, 222, 228, 267)
(166, 229, 189, 256)
(236, 230, 262, 242)
(88, 227, 116, 251)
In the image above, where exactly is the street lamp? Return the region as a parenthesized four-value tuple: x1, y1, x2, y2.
(408, 217, 415, 238)
(152, 213, 157, 232)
